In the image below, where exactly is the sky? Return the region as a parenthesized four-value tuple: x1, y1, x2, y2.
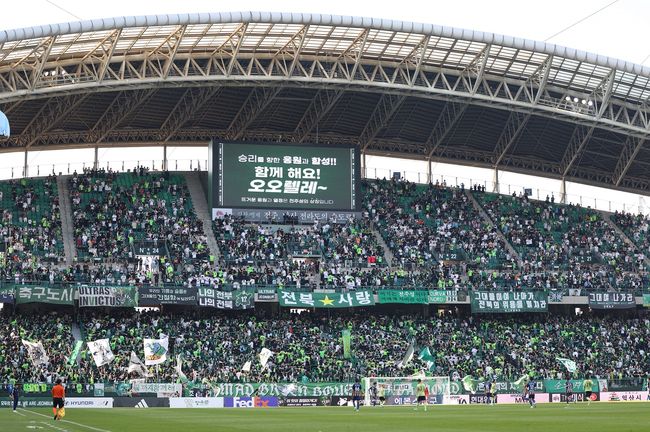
(1, 0, 650, 212)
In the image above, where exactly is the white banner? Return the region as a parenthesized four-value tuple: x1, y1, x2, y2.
(600, 391, 649, 402)
(169, 398, 225, 408)
(144, 337, 169, 365)
(87, 339, 115, 367)
(65, 398, 114, 408)
(497, 393, 550, 404)
(21, 340, 49, 366)
(132, 382, 182, 397)
(259, 348, 273, 369)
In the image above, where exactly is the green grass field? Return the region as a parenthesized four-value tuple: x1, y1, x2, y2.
(1, 404, 649, 432)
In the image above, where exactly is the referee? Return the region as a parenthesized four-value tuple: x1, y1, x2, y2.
(52, 379, 65, 420)
(11, 383, 19, 412)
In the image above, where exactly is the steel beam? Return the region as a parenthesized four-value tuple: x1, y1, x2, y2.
(358, 93, 406, 151)
(426, 101, 468, 158)
(88, 89, 157, 144)
(613, 135, 646, 186)
(560, 124, 595, 177)
(158, 86, 222, 142)
(293, 89, 343, 143)
(225, 86, 281, 140)
(493, 111, 531, 166)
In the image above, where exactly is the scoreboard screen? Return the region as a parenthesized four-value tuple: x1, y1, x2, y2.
(209, 141, 360, 211)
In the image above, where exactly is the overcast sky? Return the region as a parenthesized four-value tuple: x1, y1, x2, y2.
(1, 0, 649, 65)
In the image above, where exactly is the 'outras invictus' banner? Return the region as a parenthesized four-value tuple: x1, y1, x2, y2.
(78, 286, 138, 307)
(210, 141, 360, 211)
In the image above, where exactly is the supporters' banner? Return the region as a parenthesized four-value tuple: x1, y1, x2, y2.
(87, 339, 115, 367)
(428, 290, 465, 303)
(377, 290, 428, 304)
(256, 287, 277, 301)
(15, 286, 74, 305)
(139, 286, 197, 306)
(470, 291, 547, 313)
(144, 337, 169, 365)
(68, 340, 83, 366)
(132, 382, 181, 397)
(128, 352, 150, 377)
(556, 357, 577, 373)
(543, 379, 599, 394)
(259, 348, 274, 369)
(644, 294, 650, 307)
(78, 285, 138, 307)
(588, 292, 635, 309)
(205, 382, 351, 397)
(342, 329, 351, 359)
(21, 340, 49, 366)
(418, 347, 435, 371)
(278, 290, 374, 308)
(397, 341, 414, 369)
(198, 288, 254, 309)
(548, 291, 564, 302)
(0, 286, 14, 303)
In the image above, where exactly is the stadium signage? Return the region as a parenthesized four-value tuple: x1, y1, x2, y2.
(256, 287, 277, 301)
(281, 397, 324, 407)
(428, 290, 465, 303)
(543, 379, 599, 394)
(198, 288, 255, 309)
(600, 391, 648, 402)
(132, 383, 181, 397)
(0, 397, 52, 408)
(65, 398, 114, 408)
(278, 290, 374, 308)
(206, 382, 354, 397)
(78, 285, 138, 307)
(376, 290, 464, 304)
(588, 292, 635, 309)
(0, 286, 14, 303)
(138, 286, 197, 306)
(15, 286, 74, 305)
(470, 290, 548, 313)
(169, 398, 225, 408)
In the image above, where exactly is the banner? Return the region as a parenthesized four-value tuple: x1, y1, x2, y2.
(644, 294, 650, 307)
(397, 341, 414, 369)
(256, 287, 277, 301)
(543, 379, 599, 394)
(0, 286, 14, 303)
(128, 351, 150, 377)
(64, 398, 114, 408)
(600, 391, 648, 402)
(132, 382, 181, 397)
(377, 290, 428, 304)
(15, 286, 74, 305)
(342, 330, 351, 359)
(470, 291, 547, 313)
(588, 293, 635, 309)
(78, 285, 138, 307)
(278, 290, 374, 308)
(139, 286, 197, 306)
(169, 397, 224, 408)
(259, 348, 273, 369)
(87, 339, 115, 367)
(198, 288, 254, 309)
(65, 340, 82, 366)
(144, 337, 169, 365)
(21, 340, 49, 366)
(205, 382, 355, 397)
(428, 290, 465, 303)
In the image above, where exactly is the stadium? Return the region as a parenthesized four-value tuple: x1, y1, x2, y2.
(0, 8, 649, 432)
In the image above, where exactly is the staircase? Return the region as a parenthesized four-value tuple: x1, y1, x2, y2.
(465, 189, 523, 268)
(184, 171, 220, 264)
(601, 212, 650, 267)
(371, 224, 394, 266)
(56, 175, 76, 265)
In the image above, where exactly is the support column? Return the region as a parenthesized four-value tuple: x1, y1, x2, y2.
(23, 150, 28, 178)
(361, 151, 366, 179)
(492, 167, 499, 194)
(93, 146, 99, 170)
(427, 157, 432, 184)
(163, 145, 168, 171)
(560, 177, 567, 204)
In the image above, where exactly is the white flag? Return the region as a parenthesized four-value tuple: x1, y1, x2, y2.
(144, 336, 169, 365)
(556, 357, 577, 373)
(128, 351, 150, 377)
(175, 355, 187, 382)
(241, 361, 252, 372)
(21, 340, 49, 366)
(259, 348, 274, 369)
(87, 339, 114, 367)
(397, 341, 414, 369)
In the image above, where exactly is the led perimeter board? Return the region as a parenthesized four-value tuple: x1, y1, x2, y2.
(209, 141, 360, 213)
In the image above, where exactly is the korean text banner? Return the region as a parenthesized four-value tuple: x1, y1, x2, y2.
(278, 291, 374, 308)
(15, 286, 74, 305)
(588, 293, 636, 309)
(216, 142, 358, 211)
(470, 290, 548, 313)
(198, 288, 255, 309)
(139, 286, 197, 306)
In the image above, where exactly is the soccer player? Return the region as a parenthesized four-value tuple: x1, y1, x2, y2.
(414, 379, 427, 412)
(378, 384, 386, 407)
(352, 378, 362, 412)
(370, 382, 378, 406)
(11, 383, 19, 412)
(583, 377, 593, 406)
(526, 379, 536, 408)
(52, 379, 65, 420)
(565, 380, 574, 404)
(489, 379, 497, 405)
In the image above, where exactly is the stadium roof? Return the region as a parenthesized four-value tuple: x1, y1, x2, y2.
(1, 11, 650, 193)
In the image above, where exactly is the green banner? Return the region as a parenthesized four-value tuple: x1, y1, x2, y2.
(15, 286, 74, 305)
(470, 290, 548, 313)
(78, 285, 138, 307)
(0, 286, 14, 303)
(588, 292, 636, 309)
(377, 290, 428, 304)
(644, 294, 650, 307)
(198, 288, 255, 309)
(428, 290, 465, 303)
(342, 329, 351, 359)
(68, 340, 83, 366)
(543, 379, 599, 393)
(278, 290, 374, 308)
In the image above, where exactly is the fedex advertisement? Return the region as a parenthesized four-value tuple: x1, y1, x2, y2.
(224, 397, 279, 408)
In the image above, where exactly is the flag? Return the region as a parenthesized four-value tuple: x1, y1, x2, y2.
(68, 340, 83, 366)
(418, 347, 436, 371)
(241, 361, 252, 373)
(259, 348, 274, 369)
(556, 357, 577, 373)
(397, 341, 414, 369)
(342, 329, 351, 359)
(144, 336, 169, 365)
(87, 339, 115, 367)
(461, 375, 478, 394)
(128, 351, 150, 377)
(21, 340, 49, 366)
(514, 374, 528, 390)
(175, 355, 188, 383)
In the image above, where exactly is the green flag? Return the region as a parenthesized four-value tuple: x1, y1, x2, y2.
(513, 374, 528, 390)
(68, 341, 83, 366)
(461, 375, 479, 394)
(342, 329, 351, 359)
(556, 357, 577, 373)
(418, 347, 436, 371)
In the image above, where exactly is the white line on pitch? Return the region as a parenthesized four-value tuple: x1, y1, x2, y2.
(19, 409, 112, 432)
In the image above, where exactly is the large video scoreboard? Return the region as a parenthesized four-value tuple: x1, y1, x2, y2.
(209, 142, 360, 217)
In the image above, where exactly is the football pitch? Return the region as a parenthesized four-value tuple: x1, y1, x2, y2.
(1, 404, 648, 432)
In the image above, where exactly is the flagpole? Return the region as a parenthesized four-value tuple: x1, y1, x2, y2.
(156, 365, 160, 383)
